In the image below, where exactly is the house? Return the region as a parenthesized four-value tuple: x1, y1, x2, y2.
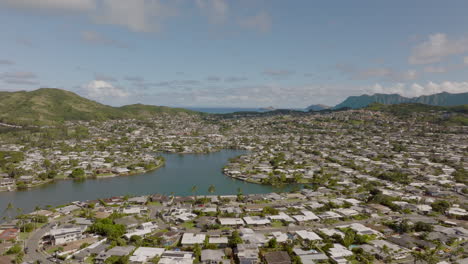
(0, 229, 19, 241)
(114, 216, 140, 229)
(0, 179, 15, 188)
(295, 230, 322, 241)
(264, 251, 291, 264)
(268, 212, 295, 223)
(269, 232, 288, 243)
(122, 206, 148, 215)
(128, 196, 148, 204)
(73, 217, 93, 226)
(243, 216, 270, 226)
(218, 218, 245, 226)
(129, 247, 165, 263)
(293, 248, 328, 264)
(318, 228, 344, 238)
(95, 246, 135, 263)
(292, 210, 319, 222)
(208, 235, 228, 247)
(48, 227, 84, 245)
(369, 240, 410, 260)
(337, 223, 382, 237)
(328, 243, 353, 264)
(201, 249, 225, 264)
(447, 207, 468, 217)
(159, 250, 194, 264)
(240, 228, 268, 245)
(73, 239, 108, 261)
(236, 244, 259, 264)
(57, 204, 80, 215)
(335, 208, 359, 217)
(181, 233, 206, 246)
(318, 211, 342, 220)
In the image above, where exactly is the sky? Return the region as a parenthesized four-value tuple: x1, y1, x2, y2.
(1, 0, 468, 108)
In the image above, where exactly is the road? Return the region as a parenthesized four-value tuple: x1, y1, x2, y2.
(24, 215, 73, 264)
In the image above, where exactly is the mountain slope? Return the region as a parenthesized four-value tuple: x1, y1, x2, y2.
(0, 88, 198, 125)
(305, 104, 330, 111)
(334, 92, 468, 109)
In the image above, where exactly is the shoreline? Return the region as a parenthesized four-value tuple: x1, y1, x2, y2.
(0, 160, 166, 193)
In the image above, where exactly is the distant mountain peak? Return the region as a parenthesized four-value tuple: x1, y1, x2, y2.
(305, 104, 331, 111)
(333, 92, 468, 109)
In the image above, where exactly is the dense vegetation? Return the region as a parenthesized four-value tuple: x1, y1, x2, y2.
(0, 88, 199, 126)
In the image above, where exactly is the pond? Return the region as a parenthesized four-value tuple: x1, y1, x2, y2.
(0, 150, 293, 215)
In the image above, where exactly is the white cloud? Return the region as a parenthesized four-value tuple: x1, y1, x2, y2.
(464, 56, 468, 65)
(239, 11, 271, 33)
(423, 66, 446, 73)
(409, 33, 468, 64)
(95, 0, 177, 33)
(368, 81, 468, 98)
(0, 0, 95, 12)
(195, 0, 228, 24)
(83, 80, 128, 98)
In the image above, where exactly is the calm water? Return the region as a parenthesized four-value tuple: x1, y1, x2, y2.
(0, 150, 290, 215)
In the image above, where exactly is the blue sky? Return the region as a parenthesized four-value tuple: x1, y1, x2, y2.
(1, 0, 468, 107)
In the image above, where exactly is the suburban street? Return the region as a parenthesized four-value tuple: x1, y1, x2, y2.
(24, 216, 73, 264)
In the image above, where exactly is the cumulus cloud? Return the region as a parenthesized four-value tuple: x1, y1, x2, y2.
(81, 31, 128, 48)
(368, 81, 468, 98)
(239, 11, 271, 33)
(0, 0, 95, 12)
(83, 80, 128, 98)
(409, 33, 468, 65)
(195, 0, 228, 24)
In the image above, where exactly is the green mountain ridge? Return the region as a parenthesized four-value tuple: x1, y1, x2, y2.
(0, 88, 198, 126)
(334, 92, 468, 109)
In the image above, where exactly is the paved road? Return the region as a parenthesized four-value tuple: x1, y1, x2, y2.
(24, 215, 73, 264)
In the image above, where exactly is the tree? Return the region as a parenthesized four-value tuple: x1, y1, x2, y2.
(268, 238, 278, 248)
(228, 230, 243, 247)
(414, 221, 433, 232)
(342, 229, 356, 247)
(431, 200, 450, 213)
(4, 202, 15, 221)
(70, 168, 85, 179)
(208, 184, 216, 195)
(191, 185, 198, 200)
(193, 244, 201, 263)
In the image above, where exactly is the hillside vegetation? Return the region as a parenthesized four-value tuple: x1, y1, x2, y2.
(0, 88, 198, 126)
(334, 92, 468, 109)
(367, 103, 468, 126)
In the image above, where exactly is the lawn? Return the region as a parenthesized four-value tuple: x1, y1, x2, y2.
(271, 220, 284, 228)
(181, 221, 195, 229)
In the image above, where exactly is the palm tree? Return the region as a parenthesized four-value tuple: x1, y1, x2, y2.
(191, 185, 198, 200)
(208, 184, 216, 195)
(4, 202, 15, 221)
(411, 250, 426, 264)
